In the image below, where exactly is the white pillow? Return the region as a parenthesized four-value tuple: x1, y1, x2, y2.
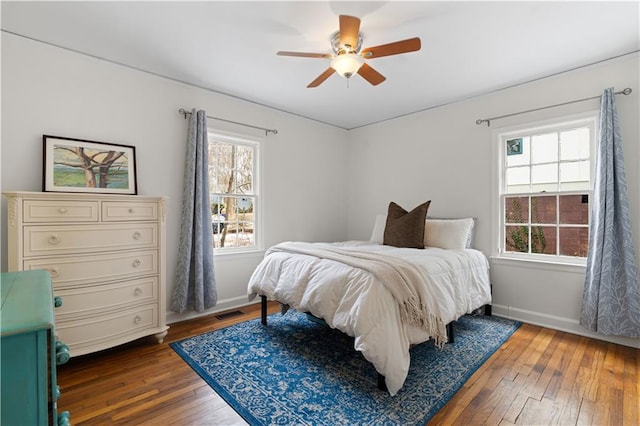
(370, 213, 387, 244)
(424, 218, 475, 250)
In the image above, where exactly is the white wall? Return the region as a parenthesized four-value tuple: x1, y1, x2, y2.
(2, 33, 639, 348)
(347, 54, 640, 348)
(1, 34, 349, 323)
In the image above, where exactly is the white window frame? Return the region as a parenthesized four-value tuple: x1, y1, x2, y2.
(208, 129, 262, 255)
(492, 111, 598, 266)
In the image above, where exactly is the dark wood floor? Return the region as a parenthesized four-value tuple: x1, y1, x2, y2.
(57, 302, 639, 425)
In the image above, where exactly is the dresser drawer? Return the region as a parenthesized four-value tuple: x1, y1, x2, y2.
(54, 277, 158, 318)
(24, 223, 157, 256)
(102, 201, 158, 221)
(23, 200, 99, 223)
(23, 250, 158, 288)
(56, 304, 159, 356)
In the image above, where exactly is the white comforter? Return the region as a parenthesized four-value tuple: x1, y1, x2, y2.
(247, 241, 492, 395)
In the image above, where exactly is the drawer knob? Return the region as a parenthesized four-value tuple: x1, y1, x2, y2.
(49, 235, 61, 245)
(48, 267, 59, 278)
(58, 411, 71, 426)
(129, 208, 135, 213)
(133, 231, 142, 240)
(58, 208, 68, 214)
(132, 258, 142, 268)
(134, 315, 142, 324)
(54, 296, 63, 308)
(134, 287, 143, 296)
(56, 342, 70, 365)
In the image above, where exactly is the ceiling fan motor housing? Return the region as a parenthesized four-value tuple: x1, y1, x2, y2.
(331, 31, 362, 55)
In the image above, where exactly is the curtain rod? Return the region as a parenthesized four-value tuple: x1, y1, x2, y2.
(475, 87, 633, 127)
(178, 108, 278, 135)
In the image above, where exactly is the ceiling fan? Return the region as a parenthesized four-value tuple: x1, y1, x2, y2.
(277, 15, 421, 88)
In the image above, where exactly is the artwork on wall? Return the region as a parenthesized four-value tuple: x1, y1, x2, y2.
(506, 138, 523, 156)
(43, 135, 137, 194)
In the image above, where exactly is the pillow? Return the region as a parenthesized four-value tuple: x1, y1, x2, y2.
(383, 201, 431, 249)
(424, 218, 475, 250)
(372, 214, 476, 247)
(427, 216, 476, 248)
(370, 213, 387, 244)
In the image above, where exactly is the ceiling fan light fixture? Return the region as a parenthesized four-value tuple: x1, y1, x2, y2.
(330, 53, 364, 78)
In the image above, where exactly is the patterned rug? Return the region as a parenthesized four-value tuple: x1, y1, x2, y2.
(171, 311, 521, 425)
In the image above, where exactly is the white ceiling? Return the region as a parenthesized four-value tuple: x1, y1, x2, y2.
(2, 1, 639, 129)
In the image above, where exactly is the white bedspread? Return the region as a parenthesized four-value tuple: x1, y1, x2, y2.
(247, 241, 492, 395)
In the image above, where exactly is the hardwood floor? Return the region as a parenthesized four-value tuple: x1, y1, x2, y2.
(57, 303, 639, 425)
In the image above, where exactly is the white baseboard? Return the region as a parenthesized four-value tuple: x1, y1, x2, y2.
(165, 295, 258, 325)
(492, 304, 640, 349)
(166, 300, 640, 349)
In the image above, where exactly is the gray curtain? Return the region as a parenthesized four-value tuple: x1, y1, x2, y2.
(171, 109, 217, 313)
(580, 88, 640, 337)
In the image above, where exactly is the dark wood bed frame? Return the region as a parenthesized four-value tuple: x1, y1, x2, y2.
(259, 295, 492, 392)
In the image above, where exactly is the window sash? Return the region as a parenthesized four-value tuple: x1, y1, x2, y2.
(496, 114, 596, 263)
(208, 131, 260, 252)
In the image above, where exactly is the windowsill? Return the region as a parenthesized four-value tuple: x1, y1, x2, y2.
(490, 255, 586, 274)
(213, 248, 265, 258)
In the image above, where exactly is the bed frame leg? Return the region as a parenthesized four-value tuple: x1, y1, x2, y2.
(377, 373, 388, 392)
(261, 295, 267, 325)
(447, 321, 455, 343)
(485, 304, 492, 316)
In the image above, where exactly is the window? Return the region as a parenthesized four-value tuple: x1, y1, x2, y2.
(496, 114, 597, 263)
(208, 131, 260, 252)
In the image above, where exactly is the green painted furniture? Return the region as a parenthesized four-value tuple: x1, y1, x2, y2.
(1, 270, 70, 426)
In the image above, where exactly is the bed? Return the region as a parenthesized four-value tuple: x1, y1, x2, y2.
(247, 206, 492, 396)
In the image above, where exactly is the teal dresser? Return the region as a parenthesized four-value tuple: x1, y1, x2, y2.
(1, 270, 70, 426)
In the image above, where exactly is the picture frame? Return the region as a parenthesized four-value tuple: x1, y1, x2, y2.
(43, 135, 137, 194)
(506, 138, 523, 156)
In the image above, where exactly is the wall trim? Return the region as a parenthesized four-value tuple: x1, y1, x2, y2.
(168, 299, 640, 349)
(166, 295, 257, 324)
(492, 304, 640, 349)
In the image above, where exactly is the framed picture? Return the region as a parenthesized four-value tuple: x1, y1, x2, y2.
(43, 135, 137, 194)
(506, 138, 523, 156)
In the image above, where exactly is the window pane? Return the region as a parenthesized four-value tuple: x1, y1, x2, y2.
(531, 195, 556, 224)
(559, 161, 589, 191)
(505, 197, 529, 224)
(236, 171, 253, 194)
(559, 194, 588, 224)
(211, 142, 234, 194)
(560, 127, 589, 161)
(531, 133, 558, 164)
(533, 226, 556, 254)
(505, 225, 529, 252)
(236, 145, 254, 171)
(531, 164, 557, 192)
(506, 136, 530, 166)
(559, 227, 589, 257)
(506, 166, 529, 193)
(237, 221, 255, 247)
(531, 164, 557, 184)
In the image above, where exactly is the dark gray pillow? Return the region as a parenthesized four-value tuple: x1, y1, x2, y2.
(383, 201, 431, 249)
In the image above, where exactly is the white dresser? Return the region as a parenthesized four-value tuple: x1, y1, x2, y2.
(3, 191, 169, 357)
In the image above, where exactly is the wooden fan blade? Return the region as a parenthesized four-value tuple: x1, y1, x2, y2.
(339, 15, 361, 51)
(277, 51, 333, 59)
(361, 37, 421, 59)
(357, 63, 386, 86)
(307, 68, 336, 88)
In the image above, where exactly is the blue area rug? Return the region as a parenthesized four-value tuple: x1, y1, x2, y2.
(171, 311, 521, 425)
